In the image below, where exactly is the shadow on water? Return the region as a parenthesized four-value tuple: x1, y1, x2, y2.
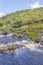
(0, 46, 43, 65)
(0, 34, 43, 65)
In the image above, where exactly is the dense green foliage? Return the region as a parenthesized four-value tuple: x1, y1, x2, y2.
(25, 32, 40, 43)
(0, 7, 43, 42)
(2, 30, 7, 35)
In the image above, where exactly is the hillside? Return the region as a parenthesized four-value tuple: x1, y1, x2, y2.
(0, 7, 43, 42)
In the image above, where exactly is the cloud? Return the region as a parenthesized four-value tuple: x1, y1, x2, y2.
(0, 13, 5, 17)
(30, 1, 43, 9)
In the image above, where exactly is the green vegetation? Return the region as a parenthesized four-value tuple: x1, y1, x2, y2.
(17, 34, 22, 38)
(10, 28, 15, 32)
(0, 7, 43, 42)
(25, 32, 40, 43)
(2, 30, 7, 35)
(9, 44, 15, 50)
(11, 33, 17, 38)
(12, 33, 22, 38)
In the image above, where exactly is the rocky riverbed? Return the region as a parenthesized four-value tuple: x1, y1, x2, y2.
(0, 41, 43, 65)
(0, 33, 43, 65)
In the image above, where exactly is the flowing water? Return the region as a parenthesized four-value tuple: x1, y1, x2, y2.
(0, 47, 43, 65)
(0, 33, 43, 65)
(0, 33, 29, 43)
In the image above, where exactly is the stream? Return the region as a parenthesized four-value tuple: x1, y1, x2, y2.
(0, 33, 43, 65)
(0, 47, 43, 65)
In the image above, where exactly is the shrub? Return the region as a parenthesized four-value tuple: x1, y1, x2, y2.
(2, 30, 7, 35)
(11, 33, 17, 38)
(9, 44, 15, 50)
(35, 37, 40, 43)
(25, 32, 40, 43)
(10, 28, 15, 32)
(17, 34, 22, 38)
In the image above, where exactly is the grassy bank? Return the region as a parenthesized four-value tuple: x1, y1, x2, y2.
(0, 8, 43, 42)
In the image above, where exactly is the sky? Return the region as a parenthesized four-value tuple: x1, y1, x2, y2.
(0, 0, 43, 17)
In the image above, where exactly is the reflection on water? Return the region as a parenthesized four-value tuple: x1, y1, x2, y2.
(0, 48, 43, 65)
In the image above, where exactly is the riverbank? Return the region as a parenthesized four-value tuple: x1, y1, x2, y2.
(0, 32, 43, 53)
(0, 39, 42, 53)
